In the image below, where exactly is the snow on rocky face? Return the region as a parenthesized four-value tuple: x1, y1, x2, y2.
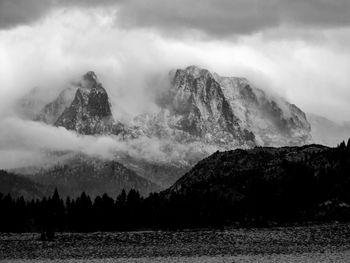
(54, 71, 125, 135)
(37, 66, 311, 148)
(137, 66, 312, 148)
(29, 67, 313, 189)
(213, 70, 311, 146)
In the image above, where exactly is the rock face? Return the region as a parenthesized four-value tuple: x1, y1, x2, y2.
(38, 66, 311, 147)
(54, 71, 120, 135)
(215, 72, 311, 147)
(155, 66, 254, 147)
(138, 66, 312, 148)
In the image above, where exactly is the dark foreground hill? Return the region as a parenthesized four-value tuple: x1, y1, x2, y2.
(1, 140, 350, 232)
(165, 140, 350, 225)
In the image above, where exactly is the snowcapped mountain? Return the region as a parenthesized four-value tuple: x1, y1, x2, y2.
(27, 66, 313, 192)
(137, 66, 312, 148)
(215, 71, 311, 146)
(54, 71, 125, 135)
(37, 66, 311, 148)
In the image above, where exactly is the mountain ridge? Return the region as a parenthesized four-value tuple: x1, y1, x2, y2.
(17, 65, 314, 195)
(36, 66, 312, 149)
(54, 71, 121, 135)
(137, 65, 311, 148)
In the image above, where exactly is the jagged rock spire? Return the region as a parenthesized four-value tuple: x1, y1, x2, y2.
(54, 72, 116, 135)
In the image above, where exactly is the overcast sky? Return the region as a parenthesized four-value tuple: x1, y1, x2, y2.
(1, 0, 350, 122)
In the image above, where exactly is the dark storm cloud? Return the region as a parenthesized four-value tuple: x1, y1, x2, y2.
(116, 0, 350, 36)
(0, 0, 54, 29)
(0, 0, 118, 29)
(1, 0, 350, 35)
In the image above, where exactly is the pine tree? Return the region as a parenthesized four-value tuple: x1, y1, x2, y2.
(116, 189, 126, 206)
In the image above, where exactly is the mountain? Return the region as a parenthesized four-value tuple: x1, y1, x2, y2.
(24, 153, 161, 198)
(53, 71, 125, 135)
(31, 66, 313, 192)
(137, 66, 312, 149)
(165, 142, 350, 222)
(308, 113, 350, 146)
(0, 170, 46, 199)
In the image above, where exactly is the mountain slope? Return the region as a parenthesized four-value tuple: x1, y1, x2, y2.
(116, 154, 191, 188)
(54, 71, 122, 135)
(27, 153, 161, 198)
(165, 142, 350, 222)
(0, 170, 46, 199)
(216, 73, 311, 146)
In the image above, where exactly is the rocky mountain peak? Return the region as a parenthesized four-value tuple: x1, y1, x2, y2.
(54, 72, 116, 135)
(139, 66, 312, 148)
(171, 65, 213, 88)
(82, 71, 99, 87)
(183, 65, 211, 78)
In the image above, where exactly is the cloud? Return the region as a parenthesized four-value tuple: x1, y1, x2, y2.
(1, 0, 350, 38)
(0, 7, 350, 169)
(0, 117, 212, 169)
(1, 8, 350, 122)
(0, 0, 53, 29)
(0, 0, 120, 29)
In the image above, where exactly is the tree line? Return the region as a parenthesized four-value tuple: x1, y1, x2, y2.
(1, 139, 350, 233)
(0, 185, 279, 233)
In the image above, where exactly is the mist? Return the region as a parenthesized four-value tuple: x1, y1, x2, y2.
(1, 7, 350, 168)
(0, 117, 215, 169)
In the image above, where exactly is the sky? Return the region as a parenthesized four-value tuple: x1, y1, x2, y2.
(0, 0, 350, 167)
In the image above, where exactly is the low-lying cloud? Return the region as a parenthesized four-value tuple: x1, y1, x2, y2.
(0, 117, 213, 169)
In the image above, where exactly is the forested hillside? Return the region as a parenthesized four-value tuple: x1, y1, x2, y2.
(1, 139, 350, 232)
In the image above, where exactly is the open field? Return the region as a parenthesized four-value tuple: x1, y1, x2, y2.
(1, 223, 350, 262)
